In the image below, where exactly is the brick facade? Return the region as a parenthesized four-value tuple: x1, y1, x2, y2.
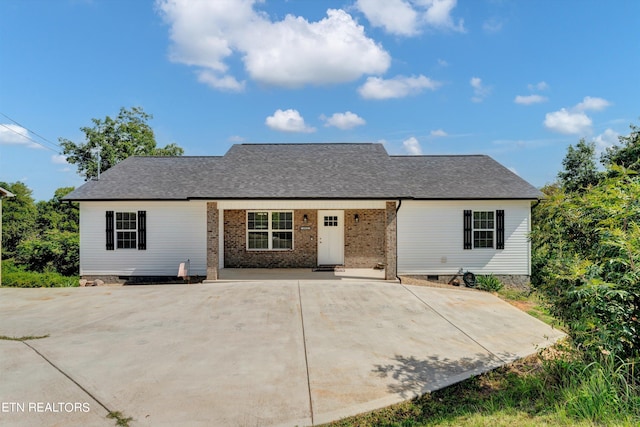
(206, 202, 219, 280)
(221, 208, 390, 270)
(344, 209, 386, 268)
(224, 210, 317, 268)
(384, 201, 398, 280)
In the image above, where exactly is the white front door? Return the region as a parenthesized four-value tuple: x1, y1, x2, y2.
(318, 210, 344, 265)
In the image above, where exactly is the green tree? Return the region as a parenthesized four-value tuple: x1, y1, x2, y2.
(531, 167, 640, 361)
(35, 187, 78, 234)
(0, 181, 37, 258)
(15, 186, 79, 276)
(602, 122, 640, 172)
(59, 106, 184, 180)
(557, 139, 601, 193)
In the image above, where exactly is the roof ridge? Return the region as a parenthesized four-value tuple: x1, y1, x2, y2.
(239, 142, 377, 146)
(127, 155, 223, 159)
(391, 154, 488, 158)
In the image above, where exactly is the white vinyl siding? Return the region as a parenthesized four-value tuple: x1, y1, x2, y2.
(80, 201, 207, 276)
(398, 200, 532, 275)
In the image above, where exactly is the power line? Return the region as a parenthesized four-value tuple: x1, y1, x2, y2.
(0, 122, 60, 153)
(0, 112, 62, 152)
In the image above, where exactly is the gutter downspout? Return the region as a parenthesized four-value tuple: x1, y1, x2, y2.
(395, 199, 402, 282)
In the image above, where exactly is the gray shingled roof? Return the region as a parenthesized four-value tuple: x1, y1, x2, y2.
(64, 143, 543, 201)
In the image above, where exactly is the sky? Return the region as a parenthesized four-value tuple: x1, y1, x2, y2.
(0, 0, 638, 201)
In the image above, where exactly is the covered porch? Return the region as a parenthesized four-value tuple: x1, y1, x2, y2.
(206, 200, 398, 281)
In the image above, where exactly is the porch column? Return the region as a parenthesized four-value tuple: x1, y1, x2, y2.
(207, 202, 219, 280)
(385, 201, 397, 280)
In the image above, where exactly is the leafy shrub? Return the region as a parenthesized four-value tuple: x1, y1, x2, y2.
(15, 230, 79, 276)
(532, 168, 640, 361)
(475, 274, 503, 292)
(1, 260, 78, 288)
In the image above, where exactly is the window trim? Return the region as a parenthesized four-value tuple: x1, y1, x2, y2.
(473, 211, 495, 249)
(464, 209, 505, 250)
(106, 210, 147, 251)
(115, 211, 138, 250)
(246, 210, 294, 251)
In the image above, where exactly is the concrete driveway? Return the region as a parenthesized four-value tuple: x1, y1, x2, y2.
(0, 281, 564, 427)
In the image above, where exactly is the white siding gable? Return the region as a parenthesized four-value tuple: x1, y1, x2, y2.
(397, 200, 532, 275)
(80, 201, 207, 277)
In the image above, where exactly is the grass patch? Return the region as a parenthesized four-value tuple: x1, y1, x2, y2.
(0, 334, 49, 341)
(496, 288, 561, 328)
(107, 411, 133, 427)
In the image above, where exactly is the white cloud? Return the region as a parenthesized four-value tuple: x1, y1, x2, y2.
(423, 0, 465, 32)
(228, 135, 245, 142)
(470, 76, 491, 103)
(356, 0, 464, 35)
(403, 136, 422, 155)
(544, 96, 611, 135)
(575, 96, 611, 112)
(355, 0, 418, 36)
(322, 112, 366, 130)
(51, 154, 69, 164)
(594, 128, 619, 156)
(544, 109, 592, 135)
(514, 94, 548, 105)
(197, 70, 245, 92)
(437, 58, 449, 67)
(0, 124, 41, 148)
(507, 166, 519, 176)
(430, 129, 447, 137)
(359, 75, 441, 99)
(265, 109, 316, 133)
(157, 1, 391, 90)
(482, 17, 503, 33)
(528, 81, 549, 91)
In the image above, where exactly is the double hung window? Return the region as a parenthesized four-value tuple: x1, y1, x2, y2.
(106, 210, 146, 250)
(247, 211, 293, 250)
(463, 210, 504, 250)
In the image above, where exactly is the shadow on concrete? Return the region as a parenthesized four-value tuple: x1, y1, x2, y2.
(373, 352, 516, 398)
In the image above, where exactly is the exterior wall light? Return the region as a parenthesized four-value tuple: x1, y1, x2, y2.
(303, 214, 308, 223)
(354, 213, 359, 223)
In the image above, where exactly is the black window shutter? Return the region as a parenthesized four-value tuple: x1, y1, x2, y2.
(463, 210, 472, 250)
(106, 211, 114, 251)
(496, 210, 505, 249)
(138, 211, 147, 250)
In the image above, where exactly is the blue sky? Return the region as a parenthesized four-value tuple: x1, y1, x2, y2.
(1, 0, 638, 201)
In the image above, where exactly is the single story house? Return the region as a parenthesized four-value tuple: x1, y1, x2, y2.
(64, 143, 542, 284)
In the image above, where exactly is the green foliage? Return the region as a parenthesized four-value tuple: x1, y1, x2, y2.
(557, 139, 602, 193)
(36, 186, 78, 233)
(602, 123, 640, 172)
(0, 181, 37, 258)
(1, 182, 79, 277)
(1, 260, 78, 288)
(475, 274, 504, 292)
(59, 106, 184, 180)
(531, 167, 640, 361)
(16, 231, 79, 276)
